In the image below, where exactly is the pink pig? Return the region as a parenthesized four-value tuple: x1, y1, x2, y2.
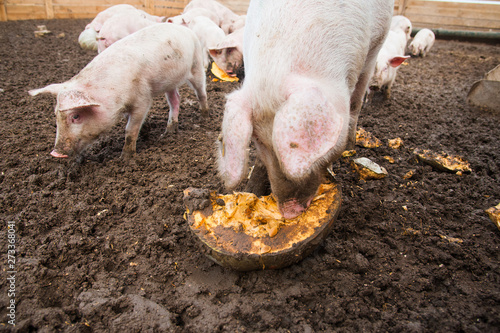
(183, 0, 243, 34)
(30, 24, 208, 159)
(209, 28, 244, 77)
(368, 30, 410, 100)
(166, 8, 221, 27)
(409, 28, 435, 57)
(188, 16, 226, 70)
(96, 12, 158, 53)
(79, 4, 164, 51)
(216, 0, 393, 219)
(390, 15, 412, 42)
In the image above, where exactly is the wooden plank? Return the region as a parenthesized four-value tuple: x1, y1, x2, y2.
(4, 4, 47, 20)
(0, 0, 8, 21)
(7, 0, 45, 4)
(45, 0, 54, 19)
(406, 3, 500, 20)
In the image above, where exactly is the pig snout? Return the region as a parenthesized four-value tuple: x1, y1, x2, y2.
(279, 197, 314, 219)
(50, 150, 69, 158)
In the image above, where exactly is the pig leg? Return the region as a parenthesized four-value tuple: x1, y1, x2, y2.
(217, 89, 253, 190)
(347, 51, 379, 150)
(165, 89, 180, 134)
(187, 67, 209, 117)
(122, 102, 152, 158)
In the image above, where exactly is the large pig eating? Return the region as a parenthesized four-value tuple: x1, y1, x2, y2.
(29, 24, 208, 159)
(216, 0, 393, 219)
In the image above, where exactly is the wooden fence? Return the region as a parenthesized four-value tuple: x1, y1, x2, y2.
(395, 0, 500, 32)
(1, 0, 499, 33)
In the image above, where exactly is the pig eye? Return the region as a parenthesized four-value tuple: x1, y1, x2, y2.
(70, 114, 81, 123)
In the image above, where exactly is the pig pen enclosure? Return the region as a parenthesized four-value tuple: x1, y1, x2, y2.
(1, 12, 500, 333)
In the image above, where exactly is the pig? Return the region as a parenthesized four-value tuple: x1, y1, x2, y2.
(409, 28, 435, 57)
(166, 8, 221, 27)
(368, 30, 410, 100)
(96, 12, 158, 53)
(29, 24, 208, 159)
(209, 28, 244, 77)
(183, 0, 242, 34)
(188, 16, 226, 70)
(216, 0, 393, 219)
(226, 15, 246, 34)
(78, 4, 164, 51)
(390, 15, 412, 42)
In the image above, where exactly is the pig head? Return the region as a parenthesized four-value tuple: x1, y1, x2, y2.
(29, 84, 107, 158)
(217, 78, 349, 219)
(209, 28, 244, 77)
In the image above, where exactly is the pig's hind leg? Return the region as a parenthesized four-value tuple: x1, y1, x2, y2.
(187, 64, 208, 117)
(165, 89, 180, 134)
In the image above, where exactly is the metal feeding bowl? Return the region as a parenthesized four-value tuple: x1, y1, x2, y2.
(183, 183, 341, 271)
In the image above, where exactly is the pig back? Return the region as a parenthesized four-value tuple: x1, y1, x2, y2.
(243, 0, 393, 109)
(74, 24, 202, 105)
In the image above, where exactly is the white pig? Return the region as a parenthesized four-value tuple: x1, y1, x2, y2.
(390, 15, 412, 42)
(409, 28, 435, 57)
(216, 0, 393, 219)
(183, 0, 242, 34)
(368, 30, 410, 100)
(79, 4, 164, 51)
(188, 16, 226, 70)
(209, 28, 244, 77)
(30, 24, 208, 159)
(166, 7, 221, 27)
(96, 12, 158, 53)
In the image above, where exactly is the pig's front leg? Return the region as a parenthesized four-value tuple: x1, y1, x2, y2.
(165, 89, 180, 134)
(122, 103, 151, 158)
(347, 54, 379, 150)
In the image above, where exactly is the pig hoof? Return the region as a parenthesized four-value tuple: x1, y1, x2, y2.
(121, 151, 136, 159)
(165, 123, 178, 135)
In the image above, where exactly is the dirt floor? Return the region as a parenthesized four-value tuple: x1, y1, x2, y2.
(0, 19, 499, 332)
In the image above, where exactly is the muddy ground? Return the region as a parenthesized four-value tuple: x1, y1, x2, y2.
(0, 19, 499, 332)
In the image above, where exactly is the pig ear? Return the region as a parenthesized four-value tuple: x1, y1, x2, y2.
(217, 90, 253, 190)
(389, 55, 410, 68)
(28, 83, 64, 97)
(209, 48, 222, 57)
(273, 87, 346, 180)
(56, 90, 100, 112)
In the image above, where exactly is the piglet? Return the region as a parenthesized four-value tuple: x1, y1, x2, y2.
(409, 28, 435, 57)
(216, 0, 393, 219)
(79, 4, 164, 51)
(188, 16, 226, 70)
(368, 30, 410, 100)
(209, 28, 244, 77)
(390, 15, 412, 42)
(97, 12, 158, 53)
(30, 24, 208, 159)
(183, 0, 242, 34)
(167, 7, 220, 27)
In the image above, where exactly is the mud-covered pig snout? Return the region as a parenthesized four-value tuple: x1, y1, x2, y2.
(279, 197, 314, 219)
(50, 150, 69, 158)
